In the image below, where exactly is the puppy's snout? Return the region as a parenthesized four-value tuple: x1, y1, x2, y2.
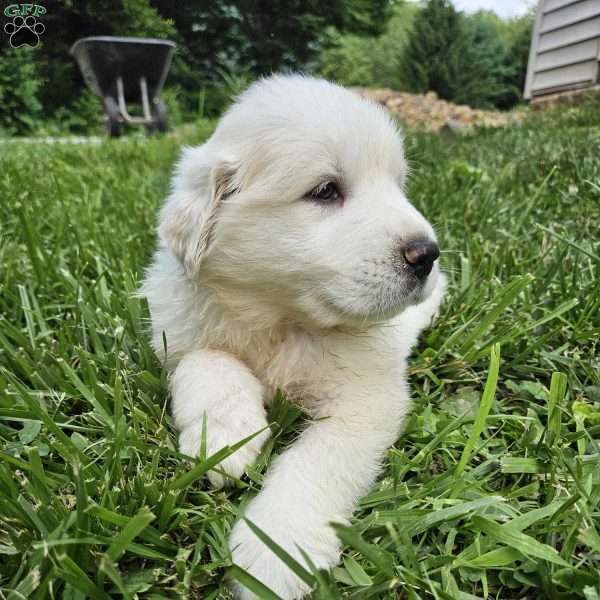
(401, 238, 439, 279)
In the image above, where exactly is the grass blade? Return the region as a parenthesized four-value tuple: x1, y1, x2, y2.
(455, 344, 501, 476)
(106, 507, 156, 562)
(228, 565, 282, 600)
(470, 516, 569, 567)
(241, 518, 315, 587)
(332, 524, 394, 577)
(169, 426, 269, 490)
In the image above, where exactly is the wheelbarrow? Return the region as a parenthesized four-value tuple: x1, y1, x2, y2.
(71, 36, 176, 137)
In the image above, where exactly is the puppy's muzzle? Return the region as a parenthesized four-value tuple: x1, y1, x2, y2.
(399, 238, 440, 279)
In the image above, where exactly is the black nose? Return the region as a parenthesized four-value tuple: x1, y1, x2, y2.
(402, 238, 439, 279)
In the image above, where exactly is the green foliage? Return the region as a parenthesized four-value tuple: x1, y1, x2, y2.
(115, 0, 176, 37)
(319, 1, 418, 89)
(0, 47, 43, 135)
(335, 0, 392, 37)
(452, 10, 534, 109)
(319, 2, 532, 109)
(149, 1, 251, 114)
(1, 101, 600, 596)
(158, 86, 187, 128)
(0, 0, 393, 133)
(496, 14, 535, 109)
(401, 2, 533, 109)
(319, 28, 377, 87)
(152, 0, 391, 113)
(451, 12, 518, 109)
(42, 89, 105, 136)
(402, 0, 463, 100)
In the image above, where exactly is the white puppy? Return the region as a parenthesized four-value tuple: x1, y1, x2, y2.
(142, 75, 445, 599)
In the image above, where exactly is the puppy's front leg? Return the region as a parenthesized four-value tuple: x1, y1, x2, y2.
(172, 350, 271, 488)
(229, 371, 408, 599)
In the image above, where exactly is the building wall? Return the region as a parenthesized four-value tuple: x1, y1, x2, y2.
(524, 0, 600, 99)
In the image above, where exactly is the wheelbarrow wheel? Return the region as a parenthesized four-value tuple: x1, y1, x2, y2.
(151, 99, 167, 133)
(103, 97, 122, 138)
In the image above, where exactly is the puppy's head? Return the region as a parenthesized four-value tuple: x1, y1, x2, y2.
(160, 75, 440, 328)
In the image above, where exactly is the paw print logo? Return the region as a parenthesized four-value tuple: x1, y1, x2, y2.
(4, 15, 45, 48)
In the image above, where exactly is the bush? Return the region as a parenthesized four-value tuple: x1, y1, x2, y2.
(0, 47, 43, 135)
(202, 68, 253, 116)
(451, 14, 517, 109)
(319, 1, 417, 89)
(319, 29, 378, 87)
(401, 0, 464, 101)
(401, 1, 532, 109)
(40, 89, 105, 136)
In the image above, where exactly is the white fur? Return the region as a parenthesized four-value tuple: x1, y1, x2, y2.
(141, 75, 445, 599)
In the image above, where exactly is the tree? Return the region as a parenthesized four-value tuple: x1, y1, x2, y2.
(401, 0, 463, 101)
(496, 14, 534, 108)
(151, 0, 391, 80)
(401, 1, 533, 109)
(319, 1, 418, 89)
(150, 0, 392, 112)
(451, 12, 516, 108)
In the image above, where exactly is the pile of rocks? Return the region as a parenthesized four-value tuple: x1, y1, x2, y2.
(352, 87, 523, 132)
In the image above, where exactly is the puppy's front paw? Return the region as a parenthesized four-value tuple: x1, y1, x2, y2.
(228, 503, 340, 599)
(229, 520, 311, 599)
(179, 416, 270, 488)
(172, 350, 271, 488)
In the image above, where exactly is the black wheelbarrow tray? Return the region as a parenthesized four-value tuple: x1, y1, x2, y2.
(71, 36, 176, 137)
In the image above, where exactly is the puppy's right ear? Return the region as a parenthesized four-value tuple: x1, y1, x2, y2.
(159, 144, 236, 277)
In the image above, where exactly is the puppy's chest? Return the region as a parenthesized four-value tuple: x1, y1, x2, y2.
(235, 329, 328, 404)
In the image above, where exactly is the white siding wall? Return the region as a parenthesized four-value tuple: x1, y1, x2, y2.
(524, 0, 600, 99)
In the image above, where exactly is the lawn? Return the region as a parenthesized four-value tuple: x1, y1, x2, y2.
(1, 100, 599, 599)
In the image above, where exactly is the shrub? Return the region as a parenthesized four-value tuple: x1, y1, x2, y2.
(319, 1, 417, 89)
(451, 14, 517, 109)
(42, 89, 105, 136)
(401, 0, 464, 101)
(401, 1, 533, 109)
(319, 29, 377, 87)
(0, 47, 43, 135)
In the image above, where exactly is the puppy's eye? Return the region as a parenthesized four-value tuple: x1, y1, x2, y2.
(310, 181, 341, 204)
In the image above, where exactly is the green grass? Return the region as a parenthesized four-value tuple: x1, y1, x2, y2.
(1, 100, 599, 599)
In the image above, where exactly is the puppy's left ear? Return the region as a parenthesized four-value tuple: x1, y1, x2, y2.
(159, 144, 236, 277)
